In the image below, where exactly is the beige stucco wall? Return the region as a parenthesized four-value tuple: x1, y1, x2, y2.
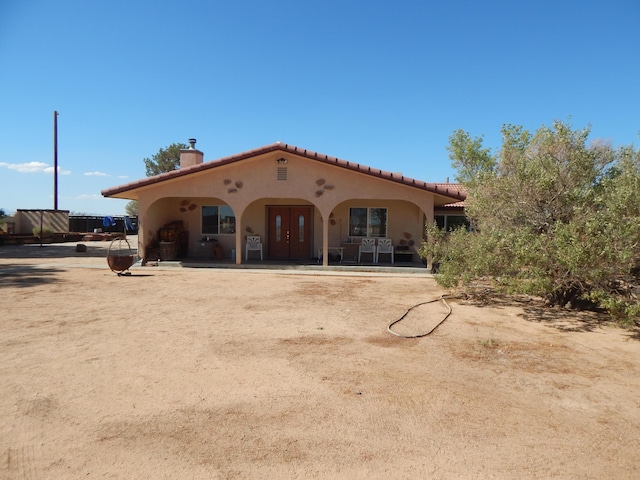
(134, 152, 434, 213)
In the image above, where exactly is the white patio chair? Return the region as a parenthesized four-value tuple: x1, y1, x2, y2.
(358, 238, 376, 263)
(245, 235, 263, 260)
(376, 238, 394, 263)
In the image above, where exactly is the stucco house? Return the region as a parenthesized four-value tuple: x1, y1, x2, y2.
(101, 140, 466, 268)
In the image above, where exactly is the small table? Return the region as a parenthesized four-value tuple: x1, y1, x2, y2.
(340, 243, 359, 263)
(195, 241, 223, 260)
(317, 246, 344, 263)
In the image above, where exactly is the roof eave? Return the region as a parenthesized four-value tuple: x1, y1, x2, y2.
(102, 143, 467, 203)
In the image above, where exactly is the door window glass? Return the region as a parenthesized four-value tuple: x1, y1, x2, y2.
(298, 215, 305, 242)
(275, 215, 281, 242)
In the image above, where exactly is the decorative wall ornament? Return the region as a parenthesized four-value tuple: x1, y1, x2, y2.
(245, 226, 254, 233)
(179, 200, 197, 213)
(313, 178, 335, 197)
(402, 232, 415, 245)
(223, 178, 243, 191)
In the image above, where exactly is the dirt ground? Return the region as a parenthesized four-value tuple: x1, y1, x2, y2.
(1, 240, 640, 479)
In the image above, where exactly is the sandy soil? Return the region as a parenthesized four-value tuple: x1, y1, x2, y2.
(1, 240, 640, 479)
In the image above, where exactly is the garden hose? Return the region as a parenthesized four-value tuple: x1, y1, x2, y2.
(387, 295, 454, 338)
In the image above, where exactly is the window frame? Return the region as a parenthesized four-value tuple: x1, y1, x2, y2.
(201, 205, 236, 235)
(348, 207, 388, 238)
(434, 214, 470, 232)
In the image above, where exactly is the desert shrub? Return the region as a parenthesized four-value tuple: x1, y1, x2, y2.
(32, 227, 54, 238)
(421, 120, 640, 324)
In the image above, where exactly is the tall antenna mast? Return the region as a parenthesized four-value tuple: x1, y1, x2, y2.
(53, 110, 59, 210)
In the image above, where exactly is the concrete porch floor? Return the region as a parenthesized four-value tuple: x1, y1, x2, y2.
(146, 257, 431, 275)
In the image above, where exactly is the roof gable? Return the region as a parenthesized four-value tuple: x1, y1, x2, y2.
(102, 142, 466, 203)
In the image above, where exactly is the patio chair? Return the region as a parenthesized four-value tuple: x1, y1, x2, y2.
(245, 235, 263, 260)
(376, 238, 394, 263)
(358, 238, 376, 263)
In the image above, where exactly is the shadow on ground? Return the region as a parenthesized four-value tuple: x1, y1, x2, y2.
(460, 292, 640, 340)
(0, 243, 112, 260)
(0, 264, 64, 288)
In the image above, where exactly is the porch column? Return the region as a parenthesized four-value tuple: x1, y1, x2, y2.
(322, 212, 330, 266)
(137, 200, 152, 264)
(235, 230, 243, 265)
(233, 204, 246, 265)
(423, 205, 434, 272)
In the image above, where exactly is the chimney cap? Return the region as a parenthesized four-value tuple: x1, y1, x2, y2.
(188, 138, 197, 149)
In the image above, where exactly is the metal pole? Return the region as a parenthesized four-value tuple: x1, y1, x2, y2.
(54, 110, 59, 210)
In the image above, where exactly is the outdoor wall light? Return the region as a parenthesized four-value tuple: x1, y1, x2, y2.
(275, 157, 288, 164)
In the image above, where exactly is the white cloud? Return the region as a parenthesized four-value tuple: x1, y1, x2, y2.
(45, 166, 72, 175)
(84, 171, 110, 177)
(1, 161, 48, 172)
(0, 161, 71, 175)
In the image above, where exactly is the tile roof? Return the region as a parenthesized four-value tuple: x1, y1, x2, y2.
(432, 183, 467, 207)
(101, 142, 467, 203)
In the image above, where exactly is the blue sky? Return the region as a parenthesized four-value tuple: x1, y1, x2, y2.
(1, 0, 639, 215)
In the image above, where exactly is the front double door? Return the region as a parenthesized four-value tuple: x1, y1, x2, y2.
(267, 206, 312, 260)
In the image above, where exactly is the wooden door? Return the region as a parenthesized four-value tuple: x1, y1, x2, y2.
(267, 206, 312, 259)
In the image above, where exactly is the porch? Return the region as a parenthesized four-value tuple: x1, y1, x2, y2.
(141, 197, 430, 268)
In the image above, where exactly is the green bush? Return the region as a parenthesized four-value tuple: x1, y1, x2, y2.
(422, 120, 640, 324)
(32, 227, 54, 238)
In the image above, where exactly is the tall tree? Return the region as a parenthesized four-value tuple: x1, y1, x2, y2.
(446, 129, 495, 186)
(421, 120, 640, 323)
(125, 200, 138, 216)
(143, 143, 187, 176)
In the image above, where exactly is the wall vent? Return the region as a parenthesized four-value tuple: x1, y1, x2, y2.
(277, 167, 288, 180)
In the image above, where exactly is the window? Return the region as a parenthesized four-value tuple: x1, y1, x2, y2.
(202, 205, 236, 235)
(434, 214, 470, 231)
(349, 207, 387, 237)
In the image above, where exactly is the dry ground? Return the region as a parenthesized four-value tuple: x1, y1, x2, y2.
(1, 241, 640, 479)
